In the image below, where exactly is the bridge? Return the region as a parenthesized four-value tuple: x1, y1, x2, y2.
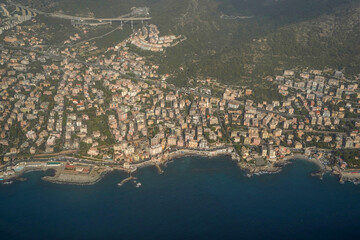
(8, 1, 151, 28)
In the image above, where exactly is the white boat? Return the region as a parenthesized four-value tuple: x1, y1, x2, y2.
(136, 182, 142, 188)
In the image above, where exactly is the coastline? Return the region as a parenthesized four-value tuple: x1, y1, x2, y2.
(0, 148, 358, 186)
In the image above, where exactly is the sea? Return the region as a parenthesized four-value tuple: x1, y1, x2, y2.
(1, 156, 360, 240)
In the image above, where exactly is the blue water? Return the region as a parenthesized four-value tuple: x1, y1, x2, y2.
(1, 157, 360, 240)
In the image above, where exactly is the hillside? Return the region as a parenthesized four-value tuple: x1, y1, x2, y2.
(197, 1, 360, 84)
(17, 0, 360, 85)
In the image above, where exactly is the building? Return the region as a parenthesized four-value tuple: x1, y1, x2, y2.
(188, 139, 198, 148)
(150, 144, 162, 156)
(228, 100, 241, 109)
(87, 148, 99, 157)
(167, 135, 177, 146)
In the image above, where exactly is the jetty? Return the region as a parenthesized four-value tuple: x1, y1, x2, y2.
(155, 165, 164, 174)
(118, 176, 136, 187)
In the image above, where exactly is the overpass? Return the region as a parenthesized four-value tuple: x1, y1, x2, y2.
(8, 1, 151, 28)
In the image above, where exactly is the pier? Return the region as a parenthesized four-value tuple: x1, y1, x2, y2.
(118, 176, 136, 187)
(155, 165, 164, 174)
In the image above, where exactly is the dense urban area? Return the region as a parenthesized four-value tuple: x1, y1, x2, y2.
(0, 1, 359, 185)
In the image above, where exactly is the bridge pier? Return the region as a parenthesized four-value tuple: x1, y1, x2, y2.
(120, 20, 123, 30)
(131, 20, 133, 29)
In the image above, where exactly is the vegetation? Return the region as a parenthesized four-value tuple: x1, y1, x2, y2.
(19, 0, 360, 87)
(335, 149, 360, 168)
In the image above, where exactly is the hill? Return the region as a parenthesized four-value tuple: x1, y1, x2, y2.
(17, 0, 360, 85)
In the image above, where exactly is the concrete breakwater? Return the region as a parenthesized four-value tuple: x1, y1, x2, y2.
(117, 176, 136, 187)
(42, 172, 106, 185)
(43, 165, 112, 185)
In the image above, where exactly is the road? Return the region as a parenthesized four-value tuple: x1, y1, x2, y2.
(0, 155, 125, 172)
(8, 0, 151, 22)
(284, 129, 348, 136)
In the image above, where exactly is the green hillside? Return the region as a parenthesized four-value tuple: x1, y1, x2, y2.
(19, 0, 360, 85)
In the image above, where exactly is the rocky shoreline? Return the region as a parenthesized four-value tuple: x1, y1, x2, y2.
(1, 148, 359, 186)
(236, 154, 332, 180)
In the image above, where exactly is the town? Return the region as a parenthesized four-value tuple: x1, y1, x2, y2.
(0, 2, 359, 185)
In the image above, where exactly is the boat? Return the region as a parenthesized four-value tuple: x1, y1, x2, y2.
(3, 181, 13, 185)
(136, 182, 142, 188)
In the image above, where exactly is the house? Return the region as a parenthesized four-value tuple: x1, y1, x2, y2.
(29, 147, 36, 155)
(245, 89, 252, 95)
(228, 100, 241, 109)
(251, 137, 261, 146)
(294, 141, 303, 149)
(324, 136, 333, 143)
(46, 136, 56, 146)
(87, 148, 99, 157)
(26, 130, 37, 141)
(284, 70, 294, 76)
(241, 146, 249, 159)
